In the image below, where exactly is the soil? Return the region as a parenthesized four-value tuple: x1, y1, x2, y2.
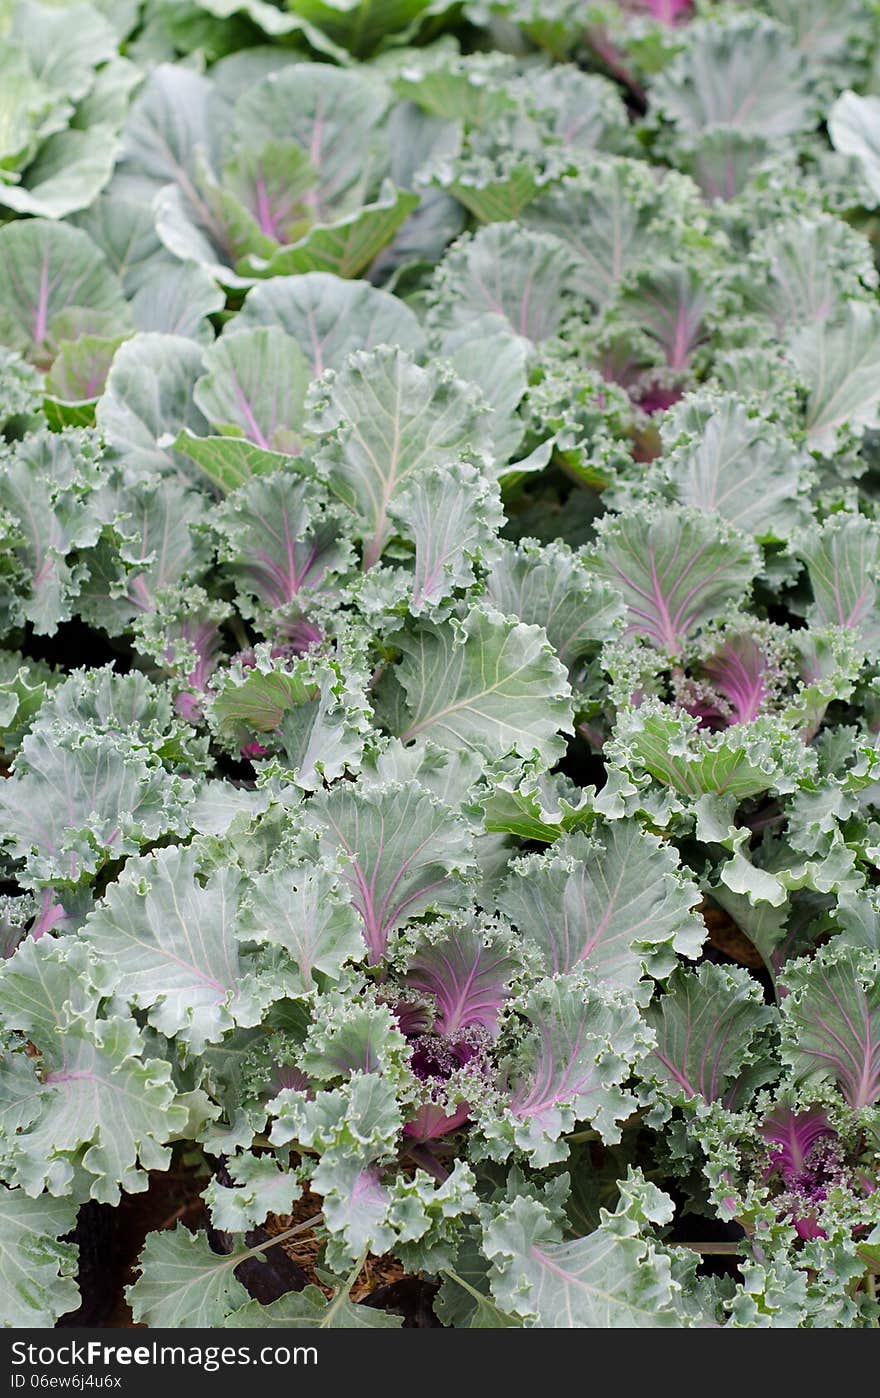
(55, 1142, 742, 1327)
(43, 892, 765, 1331)
(56, 1153, 439, 1329)
(701, 900, 765, 970)
(58, 1159, 208, 1328)
(49, 890, 766, 1331)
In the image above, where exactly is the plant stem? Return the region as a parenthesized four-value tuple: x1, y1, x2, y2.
(586, 27, 647, 109)
(670, 1242, 741, 1256)
(240, 1212, 324, 1262)
(406, 1143, 450, 1182)
(321, 1247, 369, 1321)
(440, 1267, 489, 1305)
(343, 1247, 369, 1291)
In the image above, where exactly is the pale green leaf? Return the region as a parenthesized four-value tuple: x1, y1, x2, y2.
(791, 301, 880, 453)
(0, 1190, 80, 1329)
(494, 821, 703, 989)
(389, 461, 503, 612)
(384, 604, 573, 763)
(643, 962, 776, 1107)
(204, 1153, 300, 1232)
(662, 393, 810, 540)
(83, 845, 272, 1052)
(232, 65, 388, 216)
(303, 779, 475, 963)
(431, 223, 576, 342)
(590, 506, 759, 656)
(653, 15, 816, 140)
(0, 219, 129, 364)
(0, 729, 192, 888)
(0, 126, 119, 219)
(224, 1283, 402, 1328)
(780, 943, 880, 1109)
(250, 184, 419, 280)
(829, 90, 880, 203)
(483, 1190, 685, 1328)
(240, 865, 364, 994)
(173, 431, 293, 494)
(127, 1226, 249, 1328)
(311, 345, 492, 568)
(96, 333, 208, 477)
(193, 327, 311, 454)
(232, 271, 425, 373)
(209, 650, 370, 788)
(484, 975, 646, 1165)
(485, 538, 624, 679)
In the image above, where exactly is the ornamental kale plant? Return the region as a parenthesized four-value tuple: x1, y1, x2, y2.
(2, 0, 880, 1333)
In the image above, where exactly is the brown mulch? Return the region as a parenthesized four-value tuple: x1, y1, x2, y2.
(62, 1154, 411, 1327)
(700, 899, 764, 969)
(259, 1179, 407, 1300)
(103, 1162, 208, 1328)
